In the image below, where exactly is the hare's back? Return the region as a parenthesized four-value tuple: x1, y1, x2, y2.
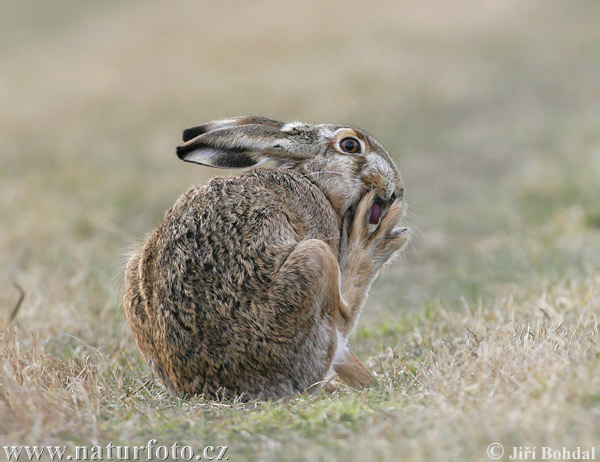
(145, 168, 339, 317)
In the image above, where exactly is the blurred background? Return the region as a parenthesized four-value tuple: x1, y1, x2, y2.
(1, 0, 599, 342)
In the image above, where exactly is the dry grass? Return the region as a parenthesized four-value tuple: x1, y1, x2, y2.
(1, 0, 599, 460)
(1, 280, 598, 460)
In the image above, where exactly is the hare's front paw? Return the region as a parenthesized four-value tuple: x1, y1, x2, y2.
(343, 190, 409, 274)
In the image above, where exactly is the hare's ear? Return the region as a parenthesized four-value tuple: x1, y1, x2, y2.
(176, 117, 318, 169)
(181, 116, 284, 142)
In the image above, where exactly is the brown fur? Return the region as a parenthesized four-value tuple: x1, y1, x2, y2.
(123, 117, 408, 399)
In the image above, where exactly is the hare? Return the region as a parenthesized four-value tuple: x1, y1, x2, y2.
(123, 116, 408, 400)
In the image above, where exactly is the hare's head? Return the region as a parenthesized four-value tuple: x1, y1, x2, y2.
(177, 116, 404, 226)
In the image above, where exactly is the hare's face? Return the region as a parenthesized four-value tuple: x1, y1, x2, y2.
(176, 116, 405, 225)
(291, 124, 404, 220)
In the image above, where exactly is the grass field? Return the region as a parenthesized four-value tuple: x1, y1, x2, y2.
(1, 1, 599, 461)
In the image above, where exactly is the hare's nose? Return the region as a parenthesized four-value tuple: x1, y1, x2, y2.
(391, 186, 404, 202)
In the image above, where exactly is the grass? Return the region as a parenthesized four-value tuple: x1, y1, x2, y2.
(2, 281, 598, 460)
(1, 1, 600, 461)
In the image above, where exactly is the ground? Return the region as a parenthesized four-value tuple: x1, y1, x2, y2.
(1, 1, 599, 461)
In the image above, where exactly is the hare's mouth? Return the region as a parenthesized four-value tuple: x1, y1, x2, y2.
(346, 191, 400, 234)
(367, 196, 394, 232)
(369, 197, 389, 225)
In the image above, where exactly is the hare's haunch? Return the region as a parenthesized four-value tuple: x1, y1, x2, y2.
(124, 116, 408, 399)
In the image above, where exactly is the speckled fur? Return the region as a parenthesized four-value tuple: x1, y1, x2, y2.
(124, 116, 408, 400)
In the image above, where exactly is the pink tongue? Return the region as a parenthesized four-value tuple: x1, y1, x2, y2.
(369, 203, 382, 225)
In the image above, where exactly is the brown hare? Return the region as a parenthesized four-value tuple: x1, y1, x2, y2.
(123, 116, 408, 400)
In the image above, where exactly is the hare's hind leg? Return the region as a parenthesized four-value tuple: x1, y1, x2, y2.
(123, 252, 179, 395)
(123, 252, 151, 354)
(266, 239, 372, 395)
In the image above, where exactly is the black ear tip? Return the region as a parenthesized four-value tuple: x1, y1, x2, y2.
(176, 144, 191, 159)
(182, 126, 207, 142)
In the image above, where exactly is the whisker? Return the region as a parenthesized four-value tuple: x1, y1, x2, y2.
(320, 237, 342, 243)
(407, 222, 424, 240)
(300, 171, 346, 178)
(408, 239, 420, 261)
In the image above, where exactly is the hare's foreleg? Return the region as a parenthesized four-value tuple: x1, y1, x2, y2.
(338, 191, 408, 336)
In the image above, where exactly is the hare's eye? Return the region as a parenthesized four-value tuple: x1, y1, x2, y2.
(339, 137, 361, 154)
